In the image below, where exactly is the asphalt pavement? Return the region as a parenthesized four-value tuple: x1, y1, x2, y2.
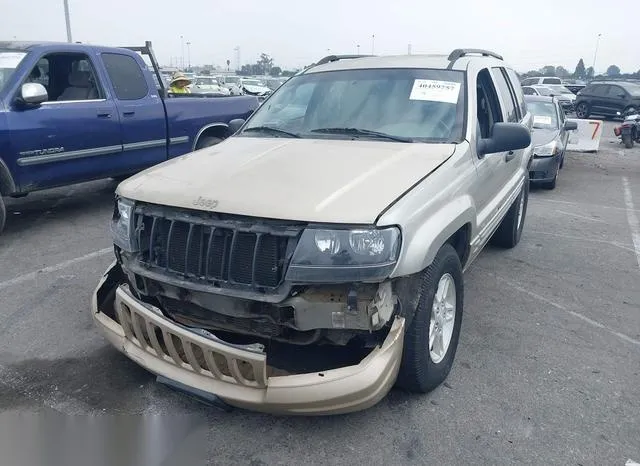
(0, 121, 639, 466)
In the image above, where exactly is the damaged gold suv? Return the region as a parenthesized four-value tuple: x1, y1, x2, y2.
(92, 49, 533, 415)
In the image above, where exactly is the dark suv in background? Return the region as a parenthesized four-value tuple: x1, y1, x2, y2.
(574, 81, 640, 119)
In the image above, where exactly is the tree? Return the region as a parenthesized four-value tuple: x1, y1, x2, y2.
(281, 70, 297, 77)
(555, 66, 570, 78)
(540, 65, 556, 76)
(573, 59, 586, 79)
(269, 66, 282, 77)
(257, 53, 273, 75)
(586, 66, 594, 79)
(606, 65, 621, 76)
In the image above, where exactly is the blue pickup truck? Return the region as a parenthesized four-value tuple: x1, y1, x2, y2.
(0, 41, 259, 234)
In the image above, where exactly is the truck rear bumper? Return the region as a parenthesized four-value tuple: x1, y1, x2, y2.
(91, 262, 405, 415)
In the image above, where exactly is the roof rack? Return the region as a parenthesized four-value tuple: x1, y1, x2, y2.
(315, 54, 373, 66)
(448, 48, 503, 62)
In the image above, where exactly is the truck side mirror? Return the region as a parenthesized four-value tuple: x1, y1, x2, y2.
(228, 118, 246, 134)
(564, 120, 578, 131)
(18, 83, 48, 106)
(477, 123, 531, 157)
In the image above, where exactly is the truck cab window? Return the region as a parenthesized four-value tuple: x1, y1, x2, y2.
(101, 53, 149, 100)
(30, 53, 103, 102)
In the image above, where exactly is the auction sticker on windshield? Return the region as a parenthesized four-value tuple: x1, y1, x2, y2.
(409, 80, 461, 104)
(534, 115, 552, 126)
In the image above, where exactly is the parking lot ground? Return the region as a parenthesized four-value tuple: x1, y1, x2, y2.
(1, 121, 639, 465)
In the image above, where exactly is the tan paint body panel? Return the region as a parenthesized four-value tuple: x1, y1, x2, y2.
(117, 137, 455, 224)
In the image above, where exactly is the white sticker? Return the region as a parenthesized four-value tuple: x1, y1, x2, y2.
(533, 115, 552, 125)
(409, 79, 461, 104)
(0, 52, 26, 68)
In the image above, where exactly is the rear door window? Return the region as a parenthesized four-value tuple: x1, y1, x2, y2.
(491, 67, 519, 122)
(102, 53, 149, 100)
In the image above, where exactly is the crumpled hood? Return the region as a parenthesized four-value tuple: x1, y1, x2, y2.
(117, 137, 456, 224)
(242, 84, 270, 95)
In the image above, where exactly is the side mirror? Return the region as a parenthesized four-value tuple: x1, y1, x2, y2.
(477, 123, 531, 157)
(564, 120, 578, 131)
(18, 83, 48, 106)
(228, 118, 246, 134)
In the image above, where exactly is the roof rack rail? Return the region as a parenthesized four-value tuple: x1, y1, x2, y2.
(448, 48, 503, 62)
(315, 54, 373, 66)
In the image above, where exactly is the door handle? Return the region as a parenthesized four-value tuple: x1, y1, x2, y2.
(505, 151, 516, 162)
(123, 111, 135, 116)
(97, 111, 111, 118)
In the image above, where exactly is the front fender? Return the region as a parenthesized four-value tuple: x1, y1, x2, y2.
(389, 195, 476, 278)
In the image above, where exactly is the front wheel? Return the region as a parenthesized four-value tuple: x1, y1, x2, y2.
(575, 102, 590, 119)
(396, 244, 464, 393)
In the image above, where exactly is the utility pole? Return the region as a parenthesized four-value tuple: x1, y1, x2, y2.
(187, 42, 191, 69)
(407, 43, 412, 55)
(234, 46, 240, 72)
(592, 33, 602, 75)
(180, 35, 184, 69)
(371, 34, 375, 54)
(63, 0, 72, 42)
(357, 44, 360, 55)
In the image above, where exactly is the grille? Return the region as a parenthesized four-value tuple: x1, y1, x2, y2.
(134, 211, 291, 290)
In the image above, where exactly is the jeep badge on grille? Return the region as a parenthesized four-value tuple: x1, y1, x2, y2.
(193, 197, 219, 209)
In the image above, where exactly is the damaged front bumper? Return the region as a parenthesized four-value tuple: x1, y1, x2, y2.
(91, 262, 405, 415)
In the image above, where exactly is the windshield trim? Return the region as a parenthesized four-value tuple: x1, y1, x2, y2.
(240, 67, 468, 144)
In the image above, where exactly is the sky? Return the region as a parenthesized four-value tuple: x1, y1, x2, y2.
(1, 0, 638, 74)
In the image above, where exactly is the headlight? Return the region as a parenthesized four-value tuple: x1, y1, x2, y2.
(534, 140, 559, 157)
(111, 197, 137, 252)
(286, 227, 401, 283)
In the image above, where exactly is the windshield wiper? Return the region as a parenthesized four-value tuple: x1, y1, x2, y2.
(242, 126, 301, 138)
(309, 127, 413, 143)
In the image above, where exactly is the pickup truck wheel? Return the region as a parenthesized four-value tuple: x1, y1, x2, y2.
(195, 136, 223, 150)
(0, 196, 6, 235)
(396, 244, 463, 393)
(489, 178, 528, 249)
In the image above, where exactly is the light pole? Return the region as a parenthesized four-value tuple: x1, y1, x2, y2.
(63, 0, 72, 42)
(187, 42, 191, 69)
(180, 35, 184, 69)
(371, 34, 375, 54)
(592, 33, 602, 75)
(357, 44, 360, 55)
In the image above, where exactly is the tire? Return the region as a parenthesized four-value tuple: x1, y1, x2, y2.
(0, 196, 6, 235)
(396, 244, 464, 393)
(575, 102, 590, 119)
(195, 136, 223, 150)
(623, 133, 634, 149)
(559, 153, 564, 169)
(490, 176, 529, 248)
(541, 169, 558, 190)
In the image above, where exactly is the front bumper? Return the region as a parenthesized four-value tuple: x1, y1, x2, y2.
(529, 154, 560, 182)
(91, 262, 405, 415)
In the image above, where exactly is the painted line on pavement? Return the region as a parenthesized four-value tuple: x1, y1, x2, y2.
(555, 209, 606, 223)
(0, 248, 112, 292)
(528, 230, 637, 254)
(492, 274, 640, 348)
(530, 198, 640, 213)
(622, 177, 640, 270)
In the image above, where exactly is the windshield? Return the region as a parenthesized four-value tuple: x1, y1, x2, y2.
(195, 78, 216, 85)
(533, 87, 554, 96)
(240, 68, 466, 143)
(528, 101, 559, 129)
(243, 79, 265, 86)
(548, 85, 572, 94)
(0, 50, 27, 92)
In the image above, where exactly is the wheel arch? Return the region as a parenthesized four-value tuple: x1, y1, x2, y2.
(192, 123, 230, 151)
(0, 158, 17, 195)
